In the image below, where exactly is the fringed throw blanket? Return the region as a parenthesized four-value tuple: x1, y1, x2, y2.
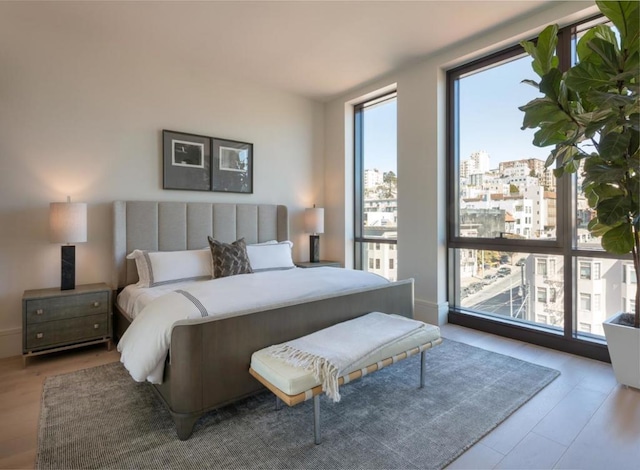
(266, 312, 426, 402)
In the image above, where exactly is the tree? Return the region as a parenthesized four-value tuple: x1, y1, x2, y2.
(519, 1, 639, 326)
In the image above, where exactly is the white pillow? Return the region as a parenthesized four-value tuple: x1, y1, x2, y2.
(246, 241, 295, 272)
(126, 248, 211, 287)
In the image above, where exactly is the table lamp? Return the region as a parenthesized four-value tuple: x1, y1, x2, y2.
(49, 197, 87, 290)
(305, 205, 324, 263)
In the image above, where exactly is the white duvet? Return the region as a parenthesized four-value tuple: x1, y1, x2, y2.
(117, 267, 389, 383)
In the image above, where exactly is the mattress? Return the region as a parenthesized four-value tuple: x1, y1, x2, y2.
(117, 280, 202, 320)
(117, 267, 389, 320)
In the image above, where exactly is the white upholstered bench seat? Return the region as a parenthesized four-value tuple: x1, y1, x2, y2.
(251, 319, 441, 396)
(249, 313, 442, 444)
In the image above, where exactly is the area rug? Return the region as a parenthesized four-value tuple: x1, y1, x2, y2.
(36, 339, 559, 469)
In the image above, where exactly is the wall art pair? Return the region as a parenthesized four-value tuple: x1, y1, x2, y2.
(162, 130, 253, 194)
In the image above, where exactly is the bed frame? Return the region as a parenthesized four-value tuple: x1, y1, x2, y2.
(112, 201, 414, 440)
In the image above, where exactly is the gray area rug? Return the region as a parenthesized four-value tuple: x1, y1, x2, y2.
(37, 340, 559, 469)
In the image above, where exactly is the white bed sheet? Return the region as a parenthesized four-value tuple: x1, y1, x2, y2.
(117, 280, 200, 320)
(117, 267, 390, 383)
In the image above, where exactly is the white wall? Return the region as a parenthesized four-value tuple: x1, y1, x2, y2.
(0, 7, 324, 357)
(324, 1, 595, 325)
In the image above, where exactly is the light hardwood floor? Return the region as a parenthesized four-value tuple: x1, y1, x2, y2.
(0, 325, 638, 469)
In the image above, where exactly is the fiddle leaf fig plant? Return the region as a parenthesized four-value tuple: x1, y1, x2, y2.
(519, 0, 639, 327)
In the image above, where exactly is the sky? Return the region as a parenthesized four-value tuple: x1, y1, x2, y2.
(459, 54, 549, 167)
(361, 99, 397, 174)
(360, 54, 549, 174)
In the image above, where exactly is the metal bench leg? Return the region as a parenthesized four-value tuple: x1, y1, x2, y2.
(275, 396, 282, 411)
(313, 394, 321, 445)
(420, 350, 426, 389)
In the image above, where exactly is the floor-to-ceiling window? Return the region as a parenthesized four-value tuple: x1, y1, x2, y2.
(354, 92, 398, 281)
(447, 16, 629, 360)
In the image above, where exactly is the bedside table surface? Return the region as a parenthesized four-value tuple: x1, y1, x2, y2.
(23, 283, 111, 299)
(296, 261, 341, 268)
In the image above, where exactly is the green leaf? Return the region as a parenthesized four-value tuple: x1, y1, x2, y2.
(585, 90, 635, 110)
(597, 1, 639, 55)
(519, 98, 571, 129)
(586, 37, 621, 74)
(598, 131, 632, 160)
(577, 25, 619, 64)
(597, 196, 634, 226)
(539, 68, 562, 102)
(565, 62, 615, 92)
(587, 219, 612, 237)
(521, 79, 539, 89)
(521, 25, 559, 77)
(533, 125, 565, 147)
(601, 223, 634, 254)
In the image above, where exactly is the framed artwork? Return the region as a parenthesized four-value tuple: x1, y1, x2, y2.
(162, 130, 212, 191)
(212, 138, 253, 194)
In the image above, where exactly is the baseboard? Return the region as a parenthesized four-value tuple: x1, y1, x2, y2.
(415, 299, 449, 326)
(0, 328, 22, 359)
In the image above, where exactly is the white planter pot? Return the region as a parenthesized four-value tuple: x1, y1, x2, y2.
(603, 313, 640, 390)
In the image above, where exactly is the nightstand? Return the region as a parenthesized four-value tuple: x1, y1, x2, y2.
(22, 283, 112, 366)
(295, 261, 341, 268)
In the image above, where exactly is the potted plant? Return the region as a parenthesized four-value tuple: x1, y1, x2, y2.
(519, 1, 639, 387)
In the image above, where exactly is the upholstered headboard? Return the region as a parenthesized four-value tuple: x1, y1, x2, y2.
(113, 201, 289, 288)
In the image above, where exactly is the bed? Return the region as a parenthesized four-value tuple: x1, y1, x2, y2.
(112, 200, 414, 439)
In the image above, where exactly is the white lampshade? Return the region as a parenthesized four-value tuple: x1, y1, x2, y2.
(305, 207, 324, 234)
(49, 201, 87, 244)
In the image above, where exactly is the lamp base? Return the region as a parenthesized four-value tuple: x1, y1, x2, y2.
(309, 235, 320, 263)
(61, 245, 76, 291)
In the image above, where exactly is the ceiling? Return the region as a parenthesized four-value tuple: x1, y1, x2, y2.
(4, 1, 560, 101)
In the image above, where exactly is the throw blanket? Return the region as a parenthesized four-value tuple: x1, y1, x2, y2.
(266, 312, 426, 402)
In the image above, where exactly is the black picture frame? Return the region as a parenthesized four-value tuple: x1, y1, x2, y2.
(211, 138, 253, 194)
(162, 130, 212, 191)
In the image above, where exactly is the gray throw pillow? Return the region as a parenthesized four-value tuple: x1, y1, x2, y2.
(208, 236, 253, 279)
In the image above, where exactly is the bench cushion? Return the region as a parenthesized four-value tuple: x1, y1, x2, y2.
(251, 316, 440, 396)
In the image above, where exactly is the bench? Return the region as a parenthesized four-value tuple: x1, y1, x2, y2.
(249, 313, 442, 444)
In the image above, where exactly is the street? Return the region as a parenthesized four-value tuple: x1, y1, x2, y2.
(462, 271, 527, 318)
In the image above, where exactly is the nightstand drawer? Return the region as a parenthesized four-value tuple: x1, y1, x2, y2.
(25, 313, 109, 350)
(25, 291, 109, 324)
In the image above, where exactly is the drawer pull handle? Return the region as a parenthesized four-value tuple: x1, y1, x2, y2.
(36, 333, 44, 339)
(93, 302, 100, 307)
(36, 309, 44, 315)
(94, 323, 100, 329)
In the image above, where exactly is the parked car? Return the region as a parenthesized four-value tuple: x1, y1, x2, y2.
(497, 266, 512, 276)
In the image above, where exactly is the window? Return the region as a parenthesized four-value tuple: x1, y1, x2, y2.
(537, 288, 547, 304)
(579, 262, 591, 280)
(537, 259, 547, 276)
(354, 92, 398, 281)
(389, 259, 394, 270)
(368, 258, 374, 269)
(579, 322, 592, 333)
(580, 293, 591, 311)
(447, 14, 628, 356)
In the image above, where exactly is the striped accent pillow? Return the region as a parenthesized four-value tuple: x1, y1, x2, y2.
(208, 237, 254, 279)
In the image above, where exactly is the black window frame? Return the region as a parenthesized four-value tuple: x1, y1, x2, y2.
(445, 14, 628, 362)
(354, 91, 398, 270)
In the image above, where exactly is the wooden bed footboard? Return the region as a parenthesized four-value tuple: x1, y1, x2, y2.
(152, 279, 415, 440)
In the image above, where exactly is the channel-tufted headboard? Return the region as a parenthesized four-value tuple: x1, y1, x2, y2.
(112, 201, 289, 288)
